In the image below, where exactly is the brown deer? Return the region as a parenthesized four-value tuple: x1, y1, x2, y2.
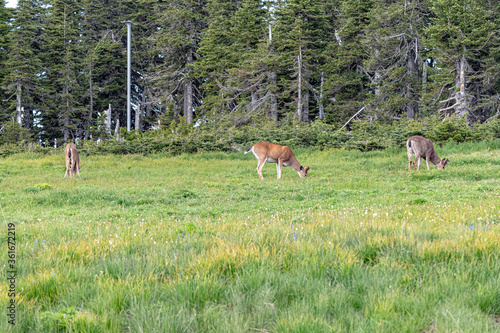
(245, 142, 310, 179)
(406, 136, 449, 171)
(64, 143, 81, 178)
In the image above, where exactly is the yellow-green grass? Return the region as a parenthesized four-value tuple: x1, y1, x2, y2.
(0, 140, 499, 332)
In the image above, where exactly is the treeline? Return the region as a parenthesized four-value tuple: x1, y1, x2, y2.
(0, 0, 499, 147)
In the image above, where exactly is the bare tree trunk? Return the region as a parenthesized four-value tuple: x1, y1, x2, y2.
(115, 118, 121, 141)
(135, 104, 141, 131)
(422, 60, 427, 96)
(16, 81, 22, 126)
(106, 104, 112, 135)
(303, 89, 309, 123)
(297, 38, 303, 123)
(64, 85, 70, 141)
(184, 79, 193, 123)
(270, 71, 278, 121)
(406, 39, 419, 119)
(184, 52, 194, 124)
(319, 72, 325, 119)
(457, 49, 469, 123)
(85, 65, 94, 140)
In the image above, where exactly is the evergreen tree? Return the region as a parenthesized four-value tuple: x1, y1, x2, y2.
(41, 0, 86, 143)
(363, 0, 429, 120)
(424, 0, 498, 124)
(273, 0, 329, 123)
(323, 0, 372, 126)
(147, 0, 208, 125)
(0, 0, 11, 123)
(2, 0, 45, 136)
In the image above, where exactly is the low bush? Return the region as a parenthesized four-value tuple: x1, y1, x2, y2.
(2, 116, 499, 157)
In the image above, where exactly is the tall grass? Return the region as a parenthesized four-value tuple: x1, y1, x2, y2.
(0, 141, 499, 332)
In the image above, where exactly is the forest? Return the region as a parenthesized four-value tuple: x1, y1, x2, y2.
(0, 0, 499, 149)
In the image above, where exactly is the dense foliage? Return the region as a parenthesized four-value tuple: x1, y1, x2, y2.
(0, 0, 499, 147)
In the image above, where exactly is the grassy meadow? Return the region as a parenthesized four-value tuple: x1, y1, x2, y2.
(1, 140, 500, 332)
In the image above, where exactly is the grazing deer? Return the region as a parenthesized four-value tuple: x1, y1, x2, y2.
(64, 143, 81, 178)
(245, 142, 310, 179)
(406, 136, 449, 171)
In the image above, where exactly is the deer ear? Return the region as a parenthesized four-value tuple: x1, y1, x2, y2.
(300, 166, 304, 171)
(304, 165, 310, 172)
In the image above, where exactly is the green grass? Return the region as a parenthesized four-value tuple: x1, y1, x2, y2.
(1, 141, 500, 332)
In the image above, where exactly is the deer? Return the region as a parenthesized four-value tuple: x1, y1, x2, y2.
(245, 142, 310, 179)
(406, 136, 449, 171)
(64, 143, 81, 178)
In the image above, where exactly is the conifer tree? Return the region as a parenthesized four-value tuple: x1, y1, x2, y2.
(147, 0, 208, 125)
(273, 0, 329, 123)
(2, 0, 45, 135)
(0, 0, 11, 123)
(41, 0, 86, 143)
(424, 0, 498, 124)
(363, 0, 429, 120)
(322, 0, 372, 125)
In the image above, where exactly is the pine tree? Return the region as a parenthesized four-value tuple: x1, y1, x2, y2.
(2, 0, 45, 136)
(424, 0, 498, 124)
(322, 0, 372, 126)
(146, 0, 208, 125)
(0, 0, 11, 123)
(41, 0, 87, 143)
(273, 0, 329, 123)
(362, 0, 429, 120)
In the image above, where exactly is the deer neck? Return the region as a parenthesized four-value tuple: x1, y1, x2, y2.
(429, 150, 441, 166)
(288, 155, 302, 172)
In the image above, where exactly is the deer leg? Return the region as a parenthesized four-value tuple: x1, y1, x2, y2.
(276, 159, 283, 179)
(76, 163, 81, 177)
(426, 158, 430, 170)
(416, 156, 421, 171)
(64, 159, 70, 178)
(257, 159, 266, 180)
(407, 151, 413, 171)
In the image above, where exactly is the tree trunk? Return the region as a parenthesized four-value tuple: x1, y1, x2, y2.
(85, 65, 94, 140)
(422, 60, 427, 96)
(406, 39, 419, 119)
(270, 71, 278, 121)
(64, 85, 70, 141)
(16, 81, 22, 126)
(135, 104, 141, 131)
(303, 88, 309, 123)
(184, 79, 193, 123)
(319, 72, 325, 119)
(457, 49, 469, 123)
(297, 38, 303, 123)
(115, 118, 121, 141)
(184, 52, 194, 124)
(106, 104, 112, 135)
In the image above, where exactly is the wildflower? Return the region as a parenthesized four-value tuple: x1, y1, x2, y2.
(34, 240, 38, 244)
(469, 225, 474, 230)
(293, 231, 297, 240)
(182, 231, 185, 238)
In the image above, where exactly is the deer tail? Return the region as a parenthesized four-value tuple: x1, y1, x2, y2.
(244, 146, 253, 154)
(67, 149, 71, 159)
(408, 141, 411, 148)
